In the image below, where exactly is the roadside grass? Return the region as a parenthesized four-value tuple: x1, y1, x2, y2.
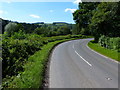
(6, 38, 82, 88)
(88, 41, 120, 62)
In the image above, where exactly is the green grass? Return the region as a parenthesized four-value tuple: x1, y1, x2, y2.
(4, 38, 79, 88)
(88, 41, 120, 62)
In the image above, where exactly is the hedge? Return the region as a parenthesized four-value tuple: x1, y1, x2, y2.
(99, 35, 120, 52)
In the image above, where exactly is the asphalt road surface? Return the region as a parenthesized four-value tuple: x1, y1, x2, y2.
(49, 38, 118, 88)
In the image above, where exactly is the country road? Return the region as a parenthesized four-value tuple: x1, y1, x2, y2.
(49, 38, 118, 88)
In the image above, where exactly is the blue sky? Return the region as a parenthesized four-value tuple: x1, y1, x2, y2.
(0, 1, 80, 24)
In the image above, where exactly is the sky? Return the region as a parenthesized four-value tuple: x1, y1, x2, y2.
(0, 0, 82, 24)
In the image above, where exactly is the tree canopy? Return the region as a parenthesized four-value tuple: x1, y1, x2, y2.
(73, 2, 120, 42)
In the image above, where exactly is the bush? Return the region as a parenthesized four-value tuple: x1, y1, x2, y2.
(2, 38, 41, 78)
(2, 34, 84, 79)
(2, 34, 88, 88)
(99, 35, 120, 51)
(2, 33, 87, 88)
(11, 30, 27, 40)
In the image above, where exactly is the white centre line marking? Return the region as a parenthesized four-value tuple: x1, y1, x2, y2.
(75, 50, 92, 67)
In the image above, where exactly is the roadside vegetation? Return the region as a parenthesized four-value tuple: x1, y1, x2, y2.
(73, 2, 120, 61)
(3, 35, 90, 88)
(88, 41, 119, 61)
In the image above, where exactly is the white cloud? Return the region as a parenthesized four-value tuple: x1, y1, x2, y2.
(29, 14, 40, 18)
(65, 8, 77, 13)
(49, 10, 54, 12)
(73, 0, 82, 4)
(2, 0, 12, 3)
(6, 1, 12, 3)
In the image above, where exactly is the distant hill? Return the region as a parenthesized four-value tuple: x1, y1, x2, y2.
(53, 22, 68, 24)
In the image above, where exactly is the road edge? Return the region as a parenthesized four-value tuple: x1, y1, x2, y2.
(43, 39, 80, 88)
(86, 41, 119, 64)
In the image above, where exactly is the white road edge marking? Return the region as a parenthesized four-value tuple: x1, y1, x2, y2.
(75, 50, 92, 67)
(86, 43, 119, 64)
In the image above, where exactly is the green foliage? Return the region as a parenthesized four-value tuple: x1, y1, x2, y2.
(57, 25, 71, 35)
(71, 24, 81, 35)
(21, 23, 39, 34)
(2, 34, 89, 88)
(34, 24, 72, 37)
(11, 30, 27, 39)
(34, 27, 44, 35)
(2, 33, 83, 79)
(2, 33, 47, 79)
(88, 41, 119, 61)
(2, 37, 41, 78)
(80, 28, 90, 35)
(90, 2, 120, 40)
(1, 18, 10, 34)
(99, 35, 120, 52)
(73, 2, 99, 35)
(4, 22, 20, 36)
(73, 2, 120, 42)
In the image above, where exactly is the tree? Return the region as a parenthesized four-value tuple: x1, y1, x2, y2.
(57, 25, 71, 35)
(34, 26, 51, 37)
(1, 19, 10, 34)
(34, 27, 44, 35)
(73, 2, 99, 35)
(90, 2, 120, 42)
(4, 22, 20, 36)
(71, 24, 81, 35)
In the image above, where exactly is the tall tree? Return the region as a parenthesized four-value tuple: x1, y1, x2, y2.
(73, 2, 99, 35)
(4, 22, 20, 36)
(90, 2, 120, 41)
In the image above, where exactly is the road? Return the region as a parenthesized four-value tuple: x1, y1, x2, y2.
(49, 38, 118, 88)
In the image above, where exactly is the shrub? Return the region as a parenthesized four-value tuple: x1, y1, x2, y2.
(11, 30, 27, 40)
(2, 34, 84, 79)
(99, 35, 120, 51)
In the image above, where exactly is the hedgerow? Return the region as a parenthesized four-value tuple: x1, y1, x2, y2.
(99, 35, 120, 52)
(2, 34, 71, 78)
(2, 32, 87, 84)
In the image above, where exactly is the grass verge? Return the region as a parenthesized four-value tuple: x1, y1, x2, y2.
(5, 38, 83, 88)
(88, 41, 120, 62)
